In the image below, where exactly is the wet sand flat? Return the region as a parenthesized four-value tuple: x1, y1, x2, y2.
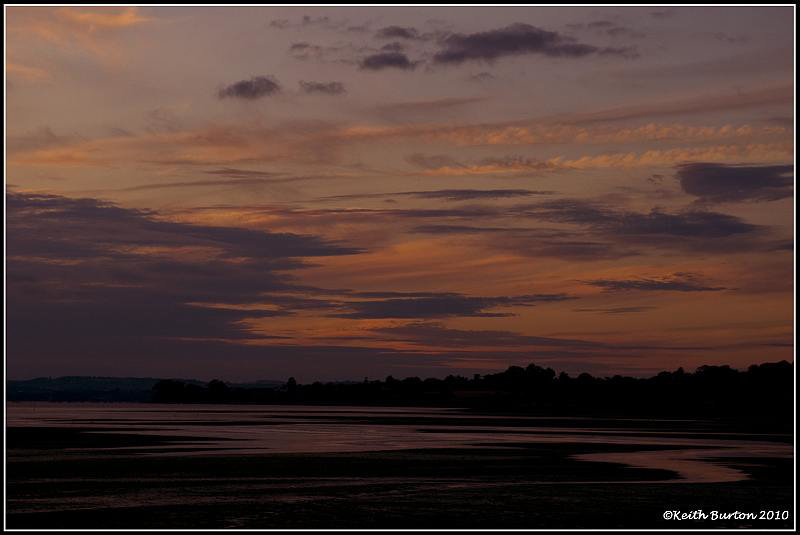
(5, 403, 794, 529)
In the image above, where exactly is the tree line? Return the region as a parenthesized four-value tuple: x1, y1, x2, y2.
(151, 360, 793, 426)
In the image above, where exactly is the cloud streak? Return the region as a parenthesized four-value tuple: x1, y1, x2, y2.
(299, 80, 346, 95)
(432, 23, 636, 64)
(582, 273, 728, 292)
(332, 293, 575, 319)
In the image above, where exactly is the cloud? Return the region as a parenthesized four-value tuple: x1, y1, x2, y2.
(218, 75, 281, 100)
(527, 199, 761, 239)
(582, 273, 728, 292)
(469, 71, 494, 82)
(432, 23, 636, 64)
(412, 189, 553, 201)
(7, 7, 151, 60)
(299, 80, 346, 95)
(13, 115, 786, 172)
(321, 189, 553, 202)
(119, 177, 281, 192)
(381, 42, 405, 52)
(6, 191, 369, 376)
(411, 224, 529, 234)
(360, 52, 418, 70)
(650, 8, 676, 19)
(677, 162, 794, 203)
(6, 62, 51, 82)
(55, 6, 149, 28)
(371, 322, 603, 349)
(375, 26, 422, 40)
(568, 21, 646, 40)
(558, 85, 794, 125)
(269, 15, 350, 31)
(207, 194, 776, 259)
(409, 153, 556, 176)
(332, 293, 575, 319)
(574, 306, 657, 314)
(8, 191, 361, 261)
(240, 196, 773, 259)
(372, 96, 488, 118)
(8, 122, 354, 168)
(113, 170, 348, 193)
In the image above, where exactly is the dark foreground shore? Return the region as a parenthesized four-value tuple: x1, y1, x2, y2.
(6, 425, 793, 529)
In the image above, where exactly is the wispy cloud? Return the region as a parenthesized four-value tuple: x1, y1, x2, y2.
(582, 273, 728, 292)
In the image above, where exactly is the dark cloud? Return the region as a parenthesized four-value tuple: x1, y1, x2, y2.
(204, 168, 283, 179)
(605, 26, 646, 39)
(411, 224, 512, 234)
(269, 15, 349, 31)
(574, 306, 657, 314)
(396, 197, 772, 259)
(527, 199, 760, 239)
(218, 75, 281, 100)
(650, 8, 676, 19)
(375, 26, 422, 40)
(351, 322, 706, 361)
(332, 293, 575, 319)
(771, 240, 794, 251)
(120, 177, 283, 192)
(408, 223, 638, 261)
(412, 189, 553, 201)
(321, 189, 553, 202)
(289, 41, 317, 52)
(764, 115, 793, 127)
(432, 23, 636, 64)
(5, 191, 385, 379)
(677, 163, 794, 203)
(469, 71, 495, 82)
(207, 198, 773, 260)
(381, 42, 405, 52)
(301, 15, 333, 27)
(582, 273, 728, 292)
(299, 80, 346, 95)
(371, 322, 603, 348)
(117, 171, 340, 192)
(268, 18, 290, 29)
(360, 52, 418, 70)
(7, 191, 360, 302)
(569, 21, 646, 39)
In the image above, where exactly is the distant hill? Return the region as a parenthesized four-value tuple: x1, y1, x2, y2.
(6, 376, 283, 402)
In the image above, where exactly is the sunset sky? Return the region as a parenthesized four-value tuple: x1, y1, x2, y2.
(6, 6, 794, 381)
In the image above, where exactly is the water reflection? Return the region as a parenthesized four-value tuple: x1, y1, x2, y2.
(7, 402, 792, 483)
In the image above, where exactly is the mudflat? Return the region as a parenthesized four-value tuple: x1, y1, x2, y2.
(5, 403, 794, 529)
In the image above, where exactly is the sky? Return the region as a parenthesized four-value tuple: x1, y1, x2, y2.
(5, 6, 795, 381)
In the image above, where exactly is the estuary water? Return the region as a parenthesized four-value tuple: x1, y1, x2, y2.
(6, 402, 792, 484)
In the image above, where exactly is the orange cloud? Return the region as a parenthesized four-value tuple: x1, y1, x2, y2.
(417, 143, 793, 176)
(554, 143, 794, 169)
(55, 7, 150, 29)
(7, 7, 151, 60)
(6, 62, 51, 82)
